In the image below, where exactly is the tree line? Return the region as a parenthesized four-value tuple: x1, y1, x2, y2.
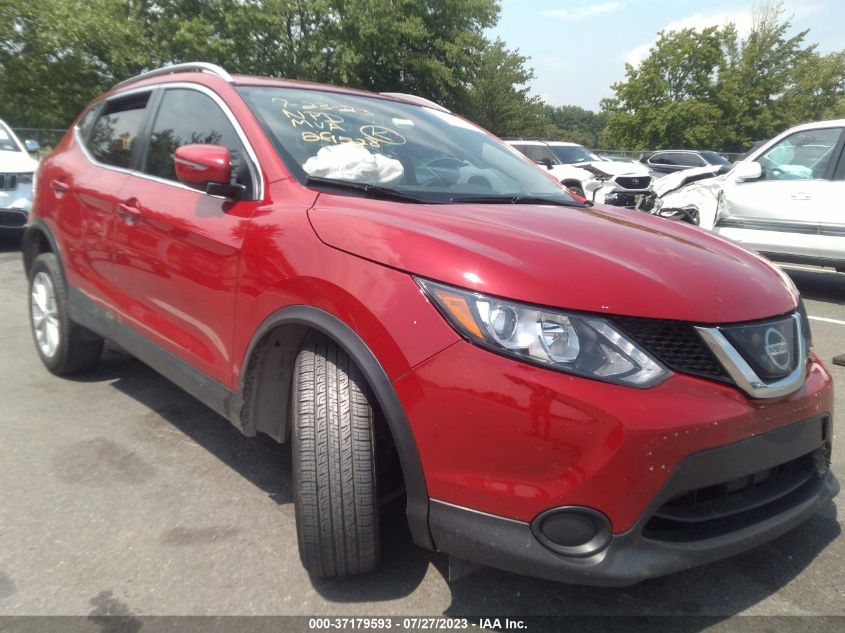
(2, 1, 843, 152)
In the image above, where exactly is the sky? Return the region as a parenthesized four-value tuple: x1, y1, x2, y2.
(490, 0, 844, 111)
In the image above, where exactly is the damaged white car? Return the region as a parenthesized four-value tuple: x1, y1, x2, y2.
(506, 139, 653, 208)
(638, 163, 729, 228)
(637, 119, 845, 273)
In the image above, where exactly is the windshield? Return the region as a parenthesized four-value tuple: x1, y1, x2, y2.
(0, 123, 21, 152)
(547, 144, 599, 164)
(237, 86, 577, 205)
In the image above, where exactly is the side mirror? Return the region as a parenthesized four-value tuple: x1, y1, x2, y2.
(734, 161, 762, 182)
(25, 139, 40, 154)
(537, 157, 554, 170)
(173, 144, 245, 199)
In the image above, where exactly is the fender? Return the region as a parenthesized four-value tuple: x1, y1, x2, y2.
(234, 304, 434, 550)
(21, 219, 64, 279)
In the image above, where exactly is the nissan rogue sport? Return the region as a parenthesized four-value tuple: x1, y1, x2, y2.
(23, 63, 838, 585)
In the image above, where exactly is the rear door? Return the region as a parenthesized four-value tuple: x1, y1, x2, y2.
(106, 85, 263, 386)
(65, 92, 152, 301)
(717, 127, 844, 260)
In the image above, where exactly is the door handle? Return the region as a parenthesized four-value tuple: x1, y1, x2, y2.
(50, 179, 70, 196)
(790, 192, 811, 201)
(116, 199, 141, 224)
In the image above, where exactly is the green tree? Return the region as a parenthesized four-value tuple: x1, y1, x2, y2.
(600, 25, 736, 150)
(542, 105, 607, 147)
(2, 0, 535, 131)
(600, 2, 845, 152)
(460, 39, 557, 137)
(0, 0, 151, 127)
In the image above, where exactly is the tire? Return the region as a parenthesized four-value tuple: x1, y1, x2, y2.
(292, 338, 380, 578)
(28, 253, 103, 375)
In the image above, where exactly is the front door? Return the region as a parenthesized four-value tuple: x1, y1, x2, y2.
(107, 86, 262, 386)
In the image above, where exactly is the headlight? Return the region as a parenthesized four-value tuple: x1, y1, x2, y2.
(417, 278, 670, 388)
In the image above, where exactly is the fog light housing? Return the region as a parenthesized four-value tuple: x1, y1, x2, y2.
(531, 506, 612, 558)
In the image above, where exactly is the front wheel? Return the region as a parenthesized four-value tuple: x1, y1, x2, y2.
(28, 253, 103, 375)
(292, 338, 380, 578)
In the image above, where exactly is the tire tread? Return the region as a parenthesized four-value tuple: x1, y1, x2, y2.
(293, 339, 379, 577)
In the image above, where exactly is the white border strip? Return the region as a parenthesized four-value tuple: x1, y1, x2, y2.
(809, 316, 845, 326)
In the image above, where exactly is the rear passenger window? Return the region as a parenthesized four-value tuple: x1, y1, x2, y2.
(143, 89, 252, 196)
(677, 153, 706, 167)
(87, 93, 150, 168)
(76, 104, 102, 145)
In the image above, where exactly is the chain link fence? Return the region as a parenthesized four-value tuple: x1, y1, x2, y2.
(11, 128, 67, 154)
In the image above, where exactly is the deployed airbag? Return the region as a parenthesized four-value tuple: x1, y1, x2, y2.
(302, 143, 404, 183)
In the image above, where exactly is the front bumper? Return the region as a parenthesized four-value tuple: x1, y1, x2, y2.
(429, 415, 838, 586)
(0, 185, 33, 229)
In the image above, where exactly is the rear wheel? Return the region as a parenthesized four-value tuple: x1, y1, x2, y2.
(292, 338, 380, 578)
(28, 253, 103, 375)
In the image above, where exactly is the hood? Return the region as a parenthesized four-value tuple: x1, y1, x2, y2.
(654, 164, 726, 197)
(575, 161, 651, 178)
(0, 150, 38, 173)
(308, 195, 798, 323)
(548, 164, 593, 181)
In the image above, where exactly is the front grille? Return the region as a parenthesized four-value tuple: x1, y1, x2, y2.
(614, 175, 652, 190)
(643, 448, 827, 542)
(721, 315, 798, 380)
(610, 316, 729, 381)
(0, 174, 18, 191)
(603, 193, 640, 208)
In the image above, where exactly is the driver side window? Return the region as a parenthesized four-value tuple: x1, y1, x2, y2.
(758, 128, 842, 181)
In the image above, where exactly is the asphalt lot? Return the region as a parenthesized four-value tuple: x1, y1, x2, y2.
(0, 234, 843, 622)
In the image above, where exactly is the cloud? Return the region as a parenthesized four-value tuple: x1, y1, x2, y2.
(621, 0, 825, 68)
(622, 9, 754, 67)
(541, 2, 623, 22)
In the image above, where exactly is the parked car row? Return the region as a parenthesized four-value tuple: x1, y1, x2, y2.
(640, 119, 845, 274)
(505, 139, 654, 208)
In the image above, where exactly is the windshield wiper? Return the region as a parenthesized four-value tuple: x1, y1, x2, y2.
(306, 176, 424, 203)
(449, 194, 585, 208)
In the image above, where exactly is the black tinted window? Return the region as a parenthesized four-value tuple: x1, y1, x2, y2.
(676, 153, 706, 167)
(143, 88, 251, 194)
(88, 93, 150, 168)
(700, 151, 729, 165)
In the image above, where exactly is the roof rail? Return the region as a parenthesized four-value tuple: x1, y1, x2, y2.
(112, 62, 233, 90)
(379, 92, 450, 113)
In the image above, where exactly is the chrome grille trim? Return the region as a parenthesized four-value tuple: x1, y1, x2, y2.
(695, 314, 806, 399)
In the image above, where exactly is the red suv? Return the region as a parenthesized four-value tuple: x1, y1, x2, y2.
(24, 63, 838, 585)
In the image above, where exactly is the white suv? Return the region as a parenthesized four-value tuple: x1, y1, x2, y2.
(0, 119, 39, 231)
(713, 119, 845, 272)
